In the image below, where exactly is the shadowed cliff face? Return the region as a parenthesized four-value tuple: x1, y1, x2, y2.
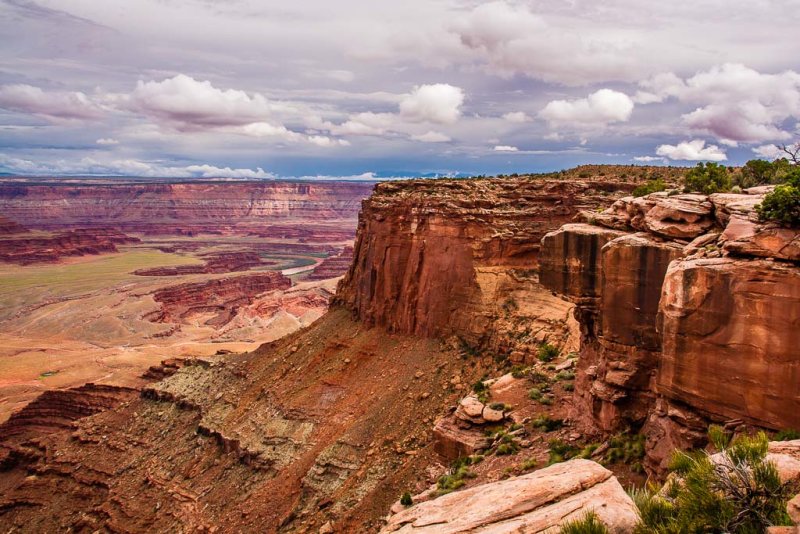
(539, 190, 800, 473)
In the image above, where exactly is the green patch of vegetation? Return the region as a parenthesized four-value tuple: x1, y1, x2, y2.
(774, 429, 800, 441)
(537, 343, 560, 363)
(632, 178, 667, 198)
(604, 433, 645, 467)
(511, 365, 530, 379)
(400, 492, 412, 506)
(757, 169, 800, 226)
(472, 380, 490, 403)
(533, 415, 564, 432)
(528, 387, 543, 401)
(437, 459, 478, 495)
(495, 442, 519, 456)
(562, 382, 575, 392)
(529, 371, 551, 384)
(547, 439, 599, 465)
(39, 370, 59, 379)
(683, 162, 731, 194)
(736, 158, 793, 188)
(559, 512, 610, 534)
(488, 402, 512, 412)
(458, 337, 483, 358)
(555, 370, 575, 381)
(632, 427, 795, 533)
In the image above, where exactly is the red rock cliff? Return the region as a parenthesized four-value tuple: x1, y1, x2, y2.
(540, 190, 800, 472)
(335, 178, 634, 350)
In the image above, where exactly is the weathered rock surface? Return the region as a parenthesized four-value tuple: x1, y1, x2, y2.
(0, 227, 140, 264)
(133, 251, 269, 276)
(146, 272, 292, 326)
(542, 188, 800, 473)
(381, 459, 639, 533)
(307, 245, 354, 280)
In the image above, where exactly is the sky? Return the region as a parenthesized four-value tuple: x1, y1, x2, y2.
(0, 0, 799, 178)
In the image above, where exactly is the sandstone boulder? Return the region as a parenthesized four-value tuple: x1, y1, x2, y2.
(381, 459, 639, 533)
(643, 194, 715, 239)
(721, 216, 800, 262)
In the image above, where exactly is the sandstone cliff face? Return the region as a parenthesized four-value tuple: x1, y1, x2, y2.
(0, 228, 140, 264)
(540, 190, 800, 472)
(335, 178, 634, 359)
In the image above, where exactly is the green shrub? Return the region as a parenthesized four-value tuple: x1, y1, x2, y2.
(556, 370, 575, 381)
(604, 433, 645, 465)
(496, 442, 519, 456)
(683, 162, 731, 194)
(774, 429, 800, 441)
(537, 343, 560, 363)
(632, 178, 667, 197)
(437, 464, 477, 494)
(562, 382, 575, 392)
(559, 511, 610, 534)
(737, 158, 793, 188)
(400, 492, 413, 506)
(633, 429, 795, 533)
(757, 182, 800, 226)
(534, 415, 564, 432)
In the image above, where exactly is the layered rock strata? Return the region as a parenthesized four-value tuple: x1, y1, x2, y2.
(0, 228, 139, 264)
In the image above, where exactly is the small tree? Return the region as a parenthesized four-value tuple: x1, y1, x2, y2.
(632, 428, 796, 533)
(683, 162, 731, 194)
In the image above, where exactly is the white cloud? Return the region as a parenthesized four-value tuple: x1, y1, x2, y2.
(307, 135, 350, 147)
(655, 139, 727, 162)
(411, 131, 451, 143)
(751, 144, 783, 159)
(96, 137, 119, 145)
(399, 84, 464, 124)
(0, 84, 103, 121)
(493, 145, 518, 152)
(540, 89, 634, 127)
(637, 64, 800, 143)
(633, 156, 665, 162)
(502, 111, 530, 123)
(130, 74, 274, 128)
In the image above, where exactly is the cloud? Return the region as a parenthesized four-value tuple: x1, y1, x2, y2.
(130, 74, 274, 128)
(411, 131, 451, 143)
(96, 138, 119, 145)
(399, 83, 464, 124)
(655, 139, 727, 162)
(540, 89, 634, 127)
(751, 144, 783, 159)
(0, 84, 103, 120)
(0, 153, 274, 178)
(502, 111, 530, 123)
(493, 145, 518, 152)
(633, 156, 665, 162)
(637, 64, 800, 143)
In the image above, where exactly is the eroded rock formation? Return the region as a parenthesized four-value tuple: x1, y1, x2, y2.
(540, 190, 800, 472)
(146, 272, 292, 326)
(307, 246, 354, 280)
(133, 251, 269, 276)
(0, 228, 139, 264)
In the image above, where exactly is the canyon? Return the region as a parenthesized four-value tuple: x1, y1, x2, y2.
(0, 167, 798, 532)
(0, 178, 372, 422)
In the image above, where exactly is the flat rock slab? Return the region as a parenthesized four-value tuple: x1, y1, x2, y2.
(381, 459, 639, 533)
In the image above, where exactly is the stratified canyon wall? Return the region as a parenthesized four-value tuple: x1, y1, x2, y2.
(539, 190, 800, 472)
(0, 180, 373, 238)
(335, 178, 635, 358)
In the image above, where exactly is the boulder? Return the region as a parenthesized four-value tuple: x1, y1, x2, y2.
(643, 194, 715, 239)
(380, 459, 639, 533)
(721, 216, 800, 262)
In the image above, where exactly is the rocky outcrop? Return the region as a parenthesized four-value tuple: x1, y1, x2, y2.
(540, 190, 800, 473)
(0, 180, 372, 237)
(307, 246, 354, 280)
(0, 228, 139, 264)
(381, 459, 639, 533)
(0, 214, 27, 235)
(335, 178, 636, 361)
(146, 272, 292, 326)
(0, 383, 138, 446)
(133, 251, 269, 276)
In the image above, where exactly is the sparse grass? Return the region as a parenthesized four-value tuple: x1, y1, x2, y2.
(559, 511, 610, 534)
(537, 343, 560, 363)
(437, 458, 478, 495)
(562, 382, 574, 392)
(555, 370, 575, 381)
(533, 415, 564, 432)
(528, 387, 543, 401)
